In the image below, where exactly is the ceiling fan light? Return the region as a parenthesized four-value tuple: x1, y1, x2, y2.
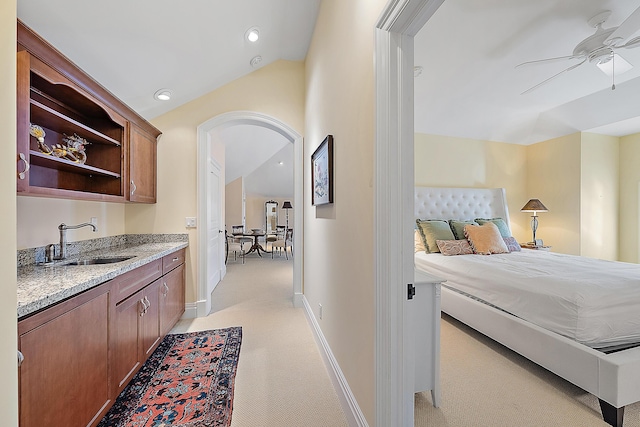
(597, 53, 632, 76)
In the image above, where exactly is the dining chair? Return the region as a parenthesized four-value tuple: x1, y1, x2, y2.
(272, 228, 293, 259)
(230, 225, 252, 248)
(225, 231, 245, 264)
(265, 225, 286, 251)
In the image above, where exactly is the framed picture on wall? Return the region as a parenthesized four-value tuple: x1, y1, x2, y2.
(311, 135, 334, 206)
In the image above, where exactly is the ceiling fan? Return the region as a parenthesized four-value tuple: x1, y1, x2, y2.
(517, 6, 640, 94)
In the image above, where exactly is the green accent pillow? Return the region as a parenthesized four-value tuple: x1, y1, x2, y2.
(416, 220, 455, 253)
(448, 220, 478, 240)
(475, 217, 511, 238)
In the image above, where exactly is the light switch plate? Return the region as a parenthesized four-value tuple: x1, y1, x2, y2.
(185, 217, 197, 228)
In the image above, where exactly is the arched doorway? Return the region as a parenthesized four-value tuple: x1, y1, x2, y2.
(196, 111, 303, 317)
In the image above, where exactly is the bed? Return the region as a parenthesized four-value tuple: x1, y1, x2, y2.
(414, 186, 640, 427)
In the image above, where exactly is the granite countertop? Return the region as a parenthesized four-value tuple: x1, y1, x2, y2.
(17, 235, 188, 319)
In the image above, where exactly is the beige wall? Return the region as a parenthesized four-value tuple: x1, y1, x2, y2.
(126, 59, 305, 304)
(620, 132, 640, 263)
(414, 133, 529, 242)
(17, 197, 125, 249)
(524, 132, 623, 258)
(304, 0, 387, 424)
(225, 177, 244, 230)
(526, 133, 582, 254)
(2, 0, 19, 423)
(580, 133, 619, 260)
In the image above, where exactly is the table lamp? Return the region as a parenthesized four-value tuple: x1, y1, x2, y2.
(521, 199, 548, 245)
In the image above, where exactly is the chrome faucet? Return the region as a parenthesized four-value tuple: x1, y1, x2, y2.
(56, 222, 97, 260)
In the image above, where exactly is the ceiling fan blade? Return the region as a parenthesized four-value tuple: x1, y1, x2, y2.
(520, 59, 587, 95)
(605, 5, 640, 46)
(515, 55, 581, 68)
(621, 36, 640, 49)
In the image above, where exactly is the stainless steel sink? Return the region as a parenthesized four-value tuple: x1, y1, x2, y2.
(65, 256, 134, 266)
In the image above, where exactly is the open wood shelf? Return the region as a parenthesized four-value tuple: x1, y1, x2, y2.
(17, 20, 161, 203)
(30, 99, 121, 147)
(29, 150, 121, 179)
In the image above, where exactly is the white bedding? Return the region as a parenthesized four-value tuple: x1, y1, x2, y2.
(415, 250, 640, 349)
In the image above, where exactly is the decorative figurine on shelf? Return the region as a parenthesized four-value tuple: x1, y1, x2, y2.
(60, 133, 90, 164)
(29, 123, 53, 155)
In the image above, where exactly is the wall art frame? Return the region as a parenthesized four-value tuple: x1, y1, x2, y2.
(311, 134, 334, 206)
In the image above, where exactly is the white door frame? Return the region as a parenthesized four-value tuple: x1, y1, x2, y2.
(374, 1, 444, 426)
(196, 111, 304, 317)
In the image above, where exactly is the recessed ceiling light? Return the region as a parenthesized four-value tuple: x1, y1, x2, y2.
(154, 89, 172, 101)
(250, 55, 263, 68)
(246, 27, 260, 43)
(278, 161, 284, 165)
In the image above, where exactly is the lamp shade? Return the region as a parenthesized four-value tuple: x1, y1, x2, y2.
(282, 201, 293, 209)
(521, 199, 548, 212)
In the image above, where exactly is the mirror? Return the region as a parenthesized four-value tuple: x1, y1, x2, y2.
(265, 200, 278, 234)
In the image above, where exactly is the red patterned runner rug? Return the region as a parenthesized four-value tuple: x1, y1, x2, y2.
(99, 327, 242, 427)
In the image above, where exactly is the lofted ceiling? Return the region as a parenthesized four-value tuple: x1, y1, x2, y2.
(17, 0, 319, 199)
(17, 0, 640, 197)
(220, 125, 293, 198)
(415, 0, 640, 145)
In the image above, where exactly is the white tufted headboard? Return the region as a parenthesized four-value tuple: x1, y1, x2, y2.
(414, 187, 511, 229)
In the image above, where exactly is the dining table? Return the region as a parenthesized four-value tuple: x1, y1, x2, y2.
(233, 230, 271, 257)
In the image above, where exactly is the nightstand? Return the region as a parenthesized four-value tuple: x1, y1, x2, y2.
(413, 270, 443, 407)
(520, 243, 551, 251)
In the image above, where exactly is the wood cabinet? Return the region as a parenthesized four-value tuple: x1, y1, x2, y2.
(18, 284, 112, 427)
(160, 263, 186, 336)
(129, 124, 158, 203)
(18, 249, 186, 427)
(16, 20, 161, 203)
(113, 278, 163, 393)
(111, 249, 185, 394)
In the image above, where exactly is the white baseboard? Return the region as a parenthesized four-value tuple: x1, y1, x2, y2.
(182, 302, 198, 319)
(302, 296, 369, 427)
(293, 292, 304, 308)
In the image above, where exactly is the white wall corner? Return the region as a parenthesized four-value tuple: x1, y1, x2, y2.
(302, 296, 369, 427)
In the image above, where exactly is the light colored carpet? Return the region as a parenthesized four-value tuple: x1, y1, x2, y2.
(416, 314, 640, 427)
(171, 254, 349, 427)
(173, 253, 640, 427)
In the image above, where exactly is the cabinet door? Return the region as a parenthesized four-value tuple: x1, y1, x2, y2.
(141, 279, 163, 358)
(19, 289, 111, 427)
(160, 263, 185, 336)
(129, 124, 157, 203)
(16, 50, 31, 193)
(113, 288, 145, 393)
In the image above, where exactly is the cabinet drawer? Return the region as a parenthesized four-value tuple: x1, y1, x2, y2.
(162, 249, 185, 275)
(113, 259, 162, 303)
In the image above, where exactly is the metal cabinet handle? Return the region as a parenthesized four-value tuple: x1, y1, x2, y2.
(130, 180, 137, 196)
(139, 298, 148, 317)
(172, 257, 179, 262)
(144, 296, 150, 311)
(163, 282, 169, 297)
(17, 152, 30, 180)
(18, 350, 24, 367)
